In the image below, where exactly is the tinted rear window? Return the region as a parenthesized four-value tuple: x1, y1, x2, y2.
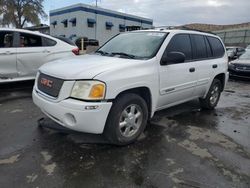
(191, 35, 207, 60)
(55, 36, 76, 46)
(207, 36, 225, 57)
(43, 37, 57, 46)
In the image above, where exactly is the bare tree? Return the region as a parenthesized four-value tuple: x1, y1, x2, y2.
(0, 0, 47, 28)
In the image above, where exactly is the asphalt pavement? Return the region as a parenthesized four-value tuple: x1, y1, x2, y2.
(0, 79, 249, 188)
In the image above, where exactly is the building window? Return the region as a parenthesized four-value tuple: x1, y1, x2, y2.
(61, 19, 68, 28)
(51, 21, 57, 28)
(87, 18, 96, 28)
(106, 22, 113, 30)
(119, 24, 126, 32)
(69, 18, 76, 27)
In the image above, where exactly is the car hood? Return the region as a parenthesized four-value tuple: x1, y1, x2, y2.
(39, 54, 143, 80)
(231, 59, 250, 66)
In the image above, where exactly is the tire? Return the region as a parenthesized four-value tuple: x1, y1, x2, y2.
(199, 79, 222, 110)
(104, 93, 148, 145)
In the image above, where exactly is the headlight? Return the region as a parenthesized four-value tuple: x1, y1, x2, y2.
(71, 81, 106, 100)
(228, 62, 235, 69)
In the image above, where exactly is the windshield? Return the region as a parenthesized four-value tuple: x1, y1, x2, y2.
(96, 32, 167, 59)
(239, 51, 250, 60)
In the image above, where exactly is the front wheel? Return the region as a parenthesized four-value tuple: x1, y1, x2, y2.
(200, 79, 222, 110)
(104, 93, 148, 145)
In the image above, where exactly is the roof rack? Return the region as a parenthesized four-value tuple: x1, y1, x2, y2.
(177, 26, 215, 34)
(153, 26, 215, 34)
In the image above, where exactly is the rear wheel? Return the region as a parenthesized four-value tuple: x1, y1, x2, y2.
(200, 79, 222, 110)
(104, 93, 148, 145)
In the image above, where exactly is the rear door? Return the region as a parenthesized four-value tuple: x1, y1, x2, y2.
(194, 35, 225, 97)
(16, 32, 48, 78)
(158, 34, 198, 108)
(191, 34, 214, 97)
(0, 31, 17, 80)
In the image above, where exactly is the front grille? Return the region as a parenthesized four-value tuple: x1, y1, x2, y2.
(37, 73, 64, 98)
(235, 64, 250, 71)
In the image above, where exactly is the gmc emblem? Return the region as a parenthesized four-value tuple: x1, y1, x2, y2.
(40, 78, 53, 88)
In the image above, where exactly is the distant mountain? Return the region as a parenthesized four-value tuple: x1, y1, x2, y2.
(177, 22, 250, 32)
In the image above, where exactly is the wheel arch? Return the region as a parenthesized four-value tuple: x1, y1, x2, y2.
(214, 73, 226, 91)
(114, 87, 153, 119)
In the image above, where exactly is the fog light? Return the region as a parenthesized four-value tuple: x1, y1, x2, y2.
(85, 105, 99, 110)
(64, 113, 76, 127)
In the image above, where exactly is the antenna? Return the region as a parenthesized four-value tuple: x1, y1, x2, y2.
(95, 0, 101, 7)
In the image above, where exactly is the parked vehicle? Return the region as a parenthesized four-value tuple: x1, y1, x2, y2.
(246, 45, 250, 51)
(226, 46, 245, 60)
(33, 29, 228, 145)
(228, 50, 250, 78)
(0, 28, 79, 83)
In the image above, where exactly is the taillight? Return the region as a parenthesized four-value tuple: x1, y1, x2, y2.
(72, 48, 80, 55)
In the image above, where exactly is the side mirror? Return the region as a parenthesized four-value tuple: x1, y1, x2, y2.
(161, 51, 186, 65)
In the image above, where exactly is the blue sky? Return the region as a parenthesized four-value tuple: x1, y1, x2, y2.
(43, 0, 250, 26)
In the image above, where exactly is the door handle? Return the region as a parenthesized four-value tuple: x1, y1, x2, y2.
(4, 51, 12, 55)
(189, 67, 195, 73)
(43, 50, 50, 53)
(212, 64, 218, 68)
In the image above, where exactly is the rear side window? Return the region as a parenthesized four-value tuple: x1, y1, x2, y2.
(0, 31, 14, 48)
(166, 34, 192, 61)
(207, 36, 225, 57)
(43, 37, 57, 46)
(19, 33, 42, 47)
(205, 37, 213, 58)
(191, 35, 207, 60)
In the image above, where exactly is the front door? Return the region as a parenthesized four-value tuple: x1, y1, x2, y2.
(16, 32, 46, 78)
(158, 34, 197, 109)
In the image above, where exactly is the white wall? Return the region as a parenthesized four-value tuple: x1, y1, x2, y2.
(50, 8, 153, 45)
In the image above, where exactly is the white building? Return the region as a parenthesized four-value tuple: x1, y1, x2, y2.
(50, 3, 153, 45)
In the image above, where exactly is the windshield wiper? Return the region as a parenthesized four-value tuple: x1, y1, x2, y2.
(95, 50, 110, 56)
(111, 52, 136, 59)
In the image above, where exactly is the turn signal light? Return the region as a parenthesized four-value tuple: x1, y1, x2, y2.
(89, 84, 105, 99)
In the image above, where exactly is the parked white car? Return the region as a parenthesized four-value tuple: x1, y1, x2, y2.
(33, 29, 228, 145)
(0, 28, 79, 83)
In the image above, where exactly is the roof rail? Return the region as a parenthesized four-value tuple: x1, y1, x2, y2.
(176, 26, 215, 34)
(153, 26, 215, 34)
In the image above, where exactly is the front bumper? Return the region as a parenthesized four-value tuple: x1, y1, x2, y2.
(33, 89, 112, 134)
(228, 68, 250, 79)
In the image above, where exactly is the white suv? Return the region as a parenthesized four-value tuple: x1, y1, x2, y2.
(33, 29, 228, 145)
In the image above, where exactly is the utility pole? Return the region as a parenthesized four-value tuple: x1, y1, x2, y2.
(94, 0, 100, 40)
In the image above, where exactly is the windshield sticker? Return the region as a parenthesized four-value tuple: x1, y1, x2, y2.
(147, 33, 165, 37)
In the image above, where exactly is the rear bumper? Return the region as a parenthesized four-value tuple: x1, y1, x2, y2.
(32, 89, 112, 134)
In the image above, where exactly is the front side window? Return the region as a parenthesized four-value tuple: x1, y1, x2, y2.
(0, 31, 14, 48)
(97, 32, 167, 59)
(19, 33, 42, 47)
(165, 34, 192, 61)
